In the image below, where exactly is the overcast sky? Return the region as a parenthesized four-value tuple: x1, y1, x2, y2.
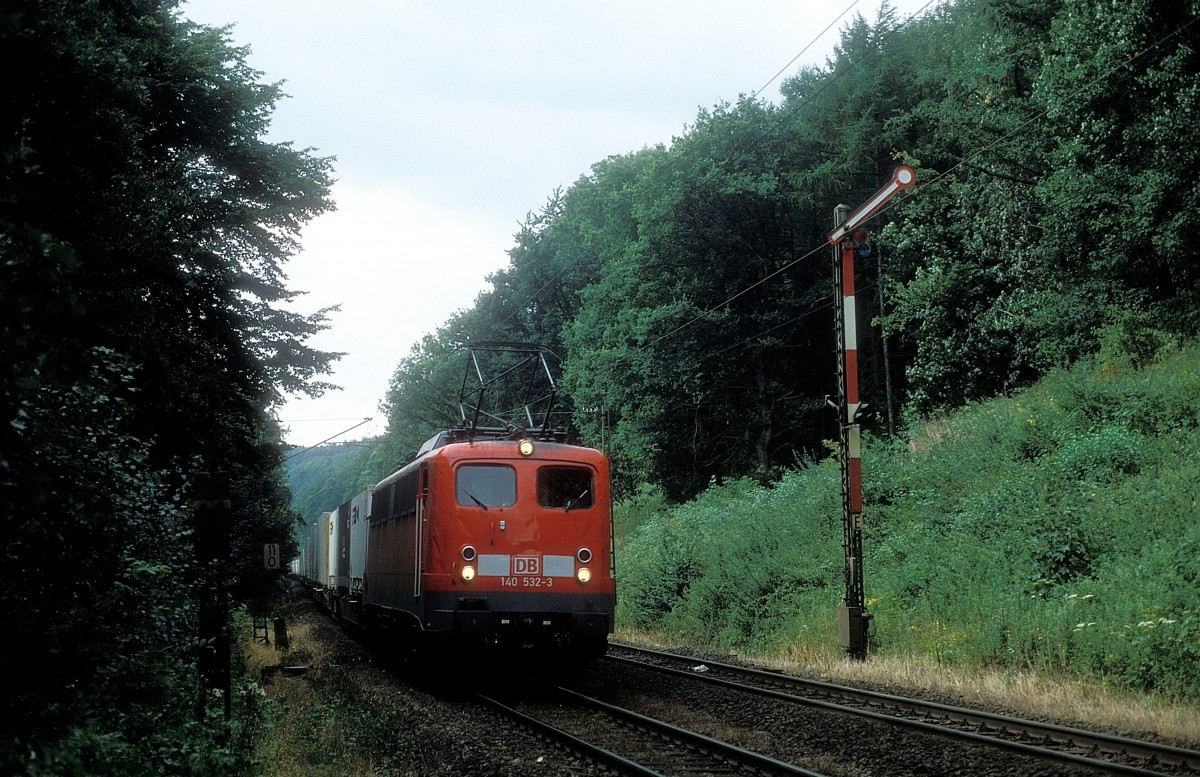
(180, 0, 935, 447)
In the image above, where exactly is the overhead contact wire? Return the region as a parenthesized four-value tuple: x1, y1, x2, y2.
(494, 1, 899, 336)
(752, 0, 861, 98)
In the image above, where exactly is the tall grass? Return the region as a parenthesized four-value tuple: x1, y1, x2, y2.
(615, 343, 1200, 701)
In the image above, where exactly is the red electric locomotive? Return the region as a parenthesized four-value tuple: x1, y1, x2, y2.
(359, 426, 614, 660)
(302, 344, 617, 664)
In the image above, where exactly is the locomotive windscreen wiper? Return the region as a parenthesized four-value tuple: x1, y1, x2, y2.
(564, 489, 590, 512)
(460, 489, 489, 510)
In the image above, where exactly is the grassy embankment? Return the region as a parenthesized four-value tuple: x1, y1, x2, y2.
(242, 612, 413, 777)
(614, 340, 1200, 742)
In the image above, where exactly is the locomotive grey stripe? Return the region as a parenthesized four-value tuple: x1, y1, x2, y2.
(478, 554, 577, 577)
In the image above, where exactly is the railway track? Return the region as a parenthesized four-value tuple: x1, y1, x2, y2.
(294, 584, 1198, 776)
(603, 642, 1200, 777)
(478, 686, 830, 777)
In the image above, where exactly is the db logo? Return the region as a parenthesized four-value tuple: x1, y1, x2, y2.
(513, 555, 541, 575)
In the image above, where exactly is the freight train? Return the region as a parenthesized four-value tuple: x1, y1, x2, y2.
(293, 345, 615, 664)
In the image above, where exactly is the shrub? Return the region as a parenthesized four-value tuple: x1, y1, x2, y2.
(1049, 426, 1144, 482)
(1099, 311, 1172, 372)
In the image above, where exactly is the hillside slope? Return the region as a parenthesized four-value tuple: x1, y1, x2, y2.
(617, 341, 1200, 700)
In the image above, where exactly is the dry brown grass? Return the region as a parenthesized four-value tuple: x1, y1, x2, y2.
(615, 627, 1200, 745)
(243, 619, 380, 777)
(242, 629, 281, 680)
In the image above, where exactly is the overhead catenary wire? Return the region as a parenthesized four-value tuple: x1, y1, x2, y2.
(752, 0, 861, 99)
(695, 292, 839, 365)
(490, 1, 915, 337)
(284, 418, 395, 521)
(283, 417, 373, 462)
(288, 5, 945, 519)
(283, 417, 379, 423)
(498, 0, 939, 360)
(640, 241, 830, 351)
(764, 0, 937, 135)
(632, 0, 939, 352)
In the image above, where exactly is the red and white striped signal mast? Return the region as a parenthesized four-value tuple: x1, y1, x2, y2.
(827, 166, 915, 659)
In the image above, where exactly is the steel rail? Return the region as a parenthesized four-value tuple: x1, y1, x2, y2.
(479, 687, 831, 777)
(556, 686, 829, 777)
(611, 643, 1200, 771)
(607, 644, 1197, 776)
(476, 692, 664, 777)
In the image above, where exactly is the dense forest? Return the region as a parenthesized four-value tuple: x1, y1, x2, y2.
(5, 0, 1200, 774)
(2, 1, 336, 773)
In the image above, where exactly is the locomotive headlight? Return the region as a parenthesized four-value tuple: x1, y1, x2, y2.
(576, 567, 592, 584)
(518, 439, 535, 456)
(461, 565, 476, 582)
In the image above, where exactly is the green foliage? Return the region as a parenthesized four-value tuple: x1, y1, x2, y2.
(2, 0, 335, 772)
(613, 482, 669, 551)
(870, 0, 1200, 414)
(25, 610, 269, 777)
(1036, 0, 1200, 327)
(1098, 311, 1174, 373)
(618, 469, 843, 652)
(353, 5, 1200, 695)
(1049, 426, 1144, 483)
(562, 98, 833, 499)
(618, 344, 1200, 699)
(2, 352, 271, 775)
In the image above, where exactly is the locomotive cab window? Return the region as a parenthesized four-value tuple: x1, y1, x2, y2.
(537, 466, 594, 510)
(456, 464, 516, 509)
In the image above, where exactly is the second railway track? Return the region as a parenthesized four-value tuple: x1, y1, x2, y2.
(593, 643, 1200, 777)
(479, 687, 829, 777)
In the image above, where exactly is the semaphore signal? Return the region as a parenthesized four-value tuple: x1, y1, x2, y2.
(827, 166, 915, 660)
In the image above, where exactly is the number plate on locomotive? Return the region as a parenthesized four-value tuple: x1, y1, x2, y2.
(501, 576, 554, 587)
